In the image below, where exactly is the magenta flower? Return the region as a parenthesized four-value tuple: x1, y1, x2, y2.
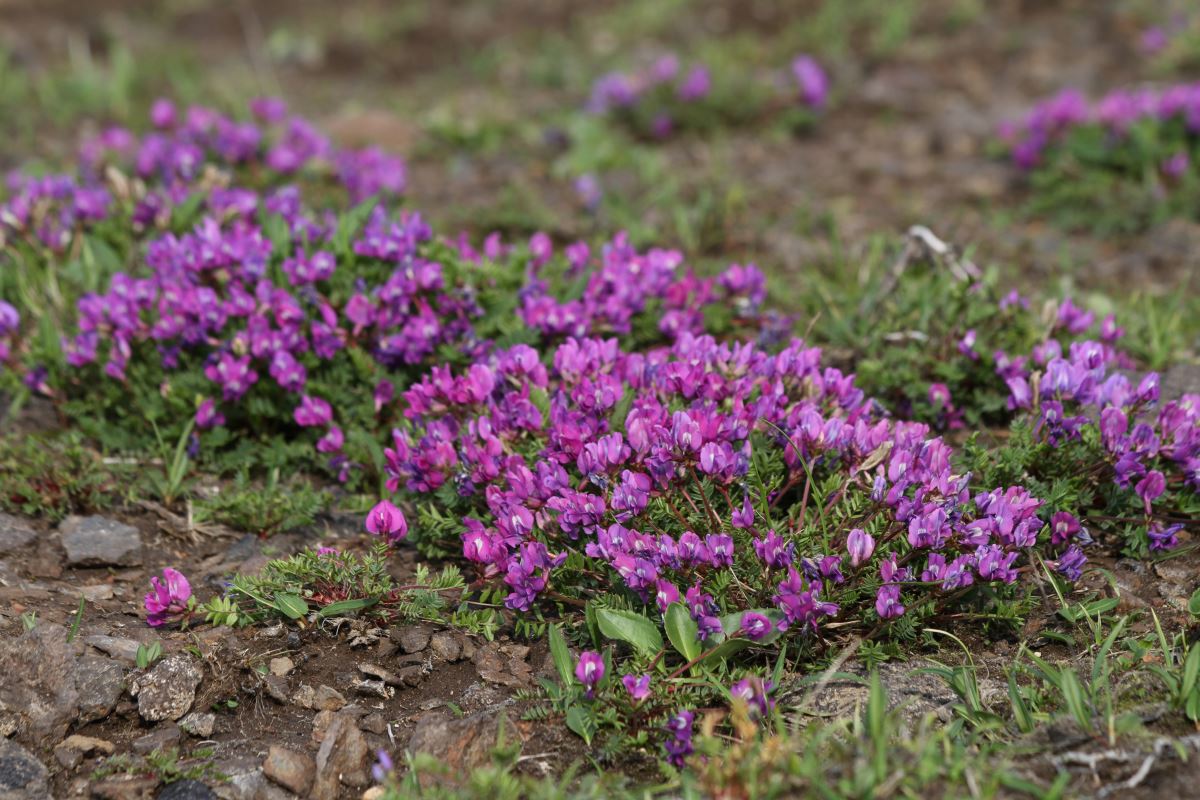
(195, 398, 224, 430)
(739, 612, 773, 641)
(622, 673, 651, 703)
(1050, 511, 1081, 546)
(1135, 470, 1166, 512)
(316, 426, 344, 454)
(144, 567, 192, 627)
(791, 55, 828, 109)
(575, 650, 605, 698)
(294, 395, 332, 427)
(875, 584, 905, 620)
(730, 676, 775, 719)
(365, 499, 407, 543)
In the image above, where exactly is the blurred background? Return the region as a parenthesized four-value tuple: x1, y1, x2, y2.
(2, 0, 1198, 297)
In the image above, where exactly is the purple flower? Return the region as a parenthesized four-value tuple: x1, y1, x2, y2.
(1053, 544, 1088, 581)
(144, 567, 192, 627)
(730, 676, 775, 719)
(371, 749, 394, 783)
(1135, 470, 1166, 512)
(663, 710, 694, 767)
(731, 493, 755, 528)
(846, 528, 875, 567)
(678, 65, 711, 101)
(1148, 522, 1182, 552)
(195, 398, 224, 430)
(739, 612, 774, 641)
(791, 55, 828, 109)
(1163, 151, 1190, 179)
(753, 531, 794, 569)
(365, 499, 407, 543)
(317, 426, 344, 454)
(1050, 511, 1081, 546)
(875, 584, 905, 620)
(622, 673, 651, 703)
(575, 650, 605, 698)
(294, 395, 333, 427)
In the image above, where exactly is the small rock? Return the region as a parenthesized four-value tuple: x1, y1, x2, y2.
(158, 779, 217, 800)
(0, 622, 82, 746)
(262, 746, 315, 795)
(312, 685, 346, 712)
(0, 513, 36, 555)
(353, 679, 393, 699)
(268, 657, 294, 677)
(78, 584, 115, 602)
(53, 734, 115, 767)
(0, 738, 49, 798)
(84, 634, 142, 665)
(407, 709, 509, 780)
(429, 632, 463, 662)
(74, 654, 125, 723)
(311, 710, 336, 744)
(291, 684, 316, 709)
(91, 774, 159, 799)
(262, 675, 290, 704)
(312, 713, 371, 800)
(210, 755, 294, 800)
(132, 655, 203, 722)
(359, 712, 387, 735)
(358, 663, 401, 685)
(180, 712, 216, 738)
(133, 722, 182, 755)
(60, 515, 143, 567)
(393, 625, 432, 654)
(285, 631, 302, 650)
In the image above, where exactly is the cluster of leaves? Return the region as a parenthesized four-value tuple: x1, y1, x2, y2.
(91, 747, 227, 787)
(193, 469, 328, 537)
(0, 431, 129, 521)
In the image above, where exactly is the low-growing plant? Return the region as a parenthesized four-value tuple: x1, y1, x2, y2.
(0, 431, 128, 520)
(193, 468, 328, 537)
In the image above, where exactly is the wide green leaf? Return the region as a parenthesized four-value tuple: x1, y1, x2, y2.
(594, 606, 663, 657)
(665, 603, 700, 662)
(317, 597, 379, 618)
(275, 593, 309, 620)
(548, 624, 575, 687)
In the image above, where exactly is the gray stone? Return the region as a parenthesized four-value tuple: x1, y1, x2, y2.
(267, 657, 293, 677)
(262, 746, 315, 795)
(393, 625, 432, 654)
(210, 756, 293, 800)
(157, 780, 217, 800)
(84, 634, 142, 665)
(0, 737, 50, 799)
(311, 713, 370, 800)
(429, 632, 463, 662)
(262, 675, 290, 705)
(73, 655, 124, 724)
(53, 734, 115, 768)
(179, 712, 216, 738)
(132, 722, 182, 755)
(132, 655, 202, 722)
(407, 709, 506, 780)
(359, 712, 387, 735)
(0, 623, 82, 746)
(60, 515, 142, 567)
(0, 514, 36, 555)
(311, 685, 345, 712)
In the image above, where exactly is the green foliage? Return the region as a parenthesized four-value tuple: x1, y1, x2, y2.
(91, 747, 227, 786)
(194, 470, 328, 537)
(0, 431, 128, 521)
(136, 641, 164, 669)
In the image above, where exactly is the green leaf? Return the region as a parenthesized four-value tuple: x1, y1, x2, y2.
(564, 705, 594, 745)
(1187, 688, 1200, 723)
(664, 603, 700, 662)
(1059, 668, 1092, 732)
(1182, 643, 1200, 704)
(548, 624, 575, 688)
(1189, 587, 1200, 617)
(275, 594, 309, 620)
(1007, 671, 1034, 733)
(594, 606, 663, 657)
(317, 597, 379, 618)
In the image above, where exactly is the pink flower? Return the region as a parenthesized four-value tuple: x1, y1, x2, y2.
(365, 499, 407, 543)
(144, 567, 192, 627)
(575, 650, 605, 698)
(622, 673, 651, 703)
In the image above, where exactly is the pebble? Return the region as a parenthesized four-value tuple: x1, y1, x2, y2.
(312, 712, 371, 800)
(429, 632, 463, 662)
(74, 654, 125, 723)
(84, 634, 143, 665)
(132, 655, 203, 722)
(133, 722, 182, 755)
(0, 513, 37, 555)
(0, 738, 49, 798)
(53, 734, 115, 769)
(263, 746, 316, 796)
(393, 624, 432, 654)
(268, 656, 294, 677)
(157, 779, 218, 800)
(60, 515, 143, 567)
(180, 711, 217, 737)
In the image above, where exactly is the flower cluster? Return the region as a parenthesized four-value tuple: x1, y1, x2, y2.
(587, 52, 827, 139)
(0, 300, 18, 364)
(999, 83, 1200, 172)
(998, 309, 1198, 552)
(14, 100, 774, 482)
(384, 329, 1088, 642)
